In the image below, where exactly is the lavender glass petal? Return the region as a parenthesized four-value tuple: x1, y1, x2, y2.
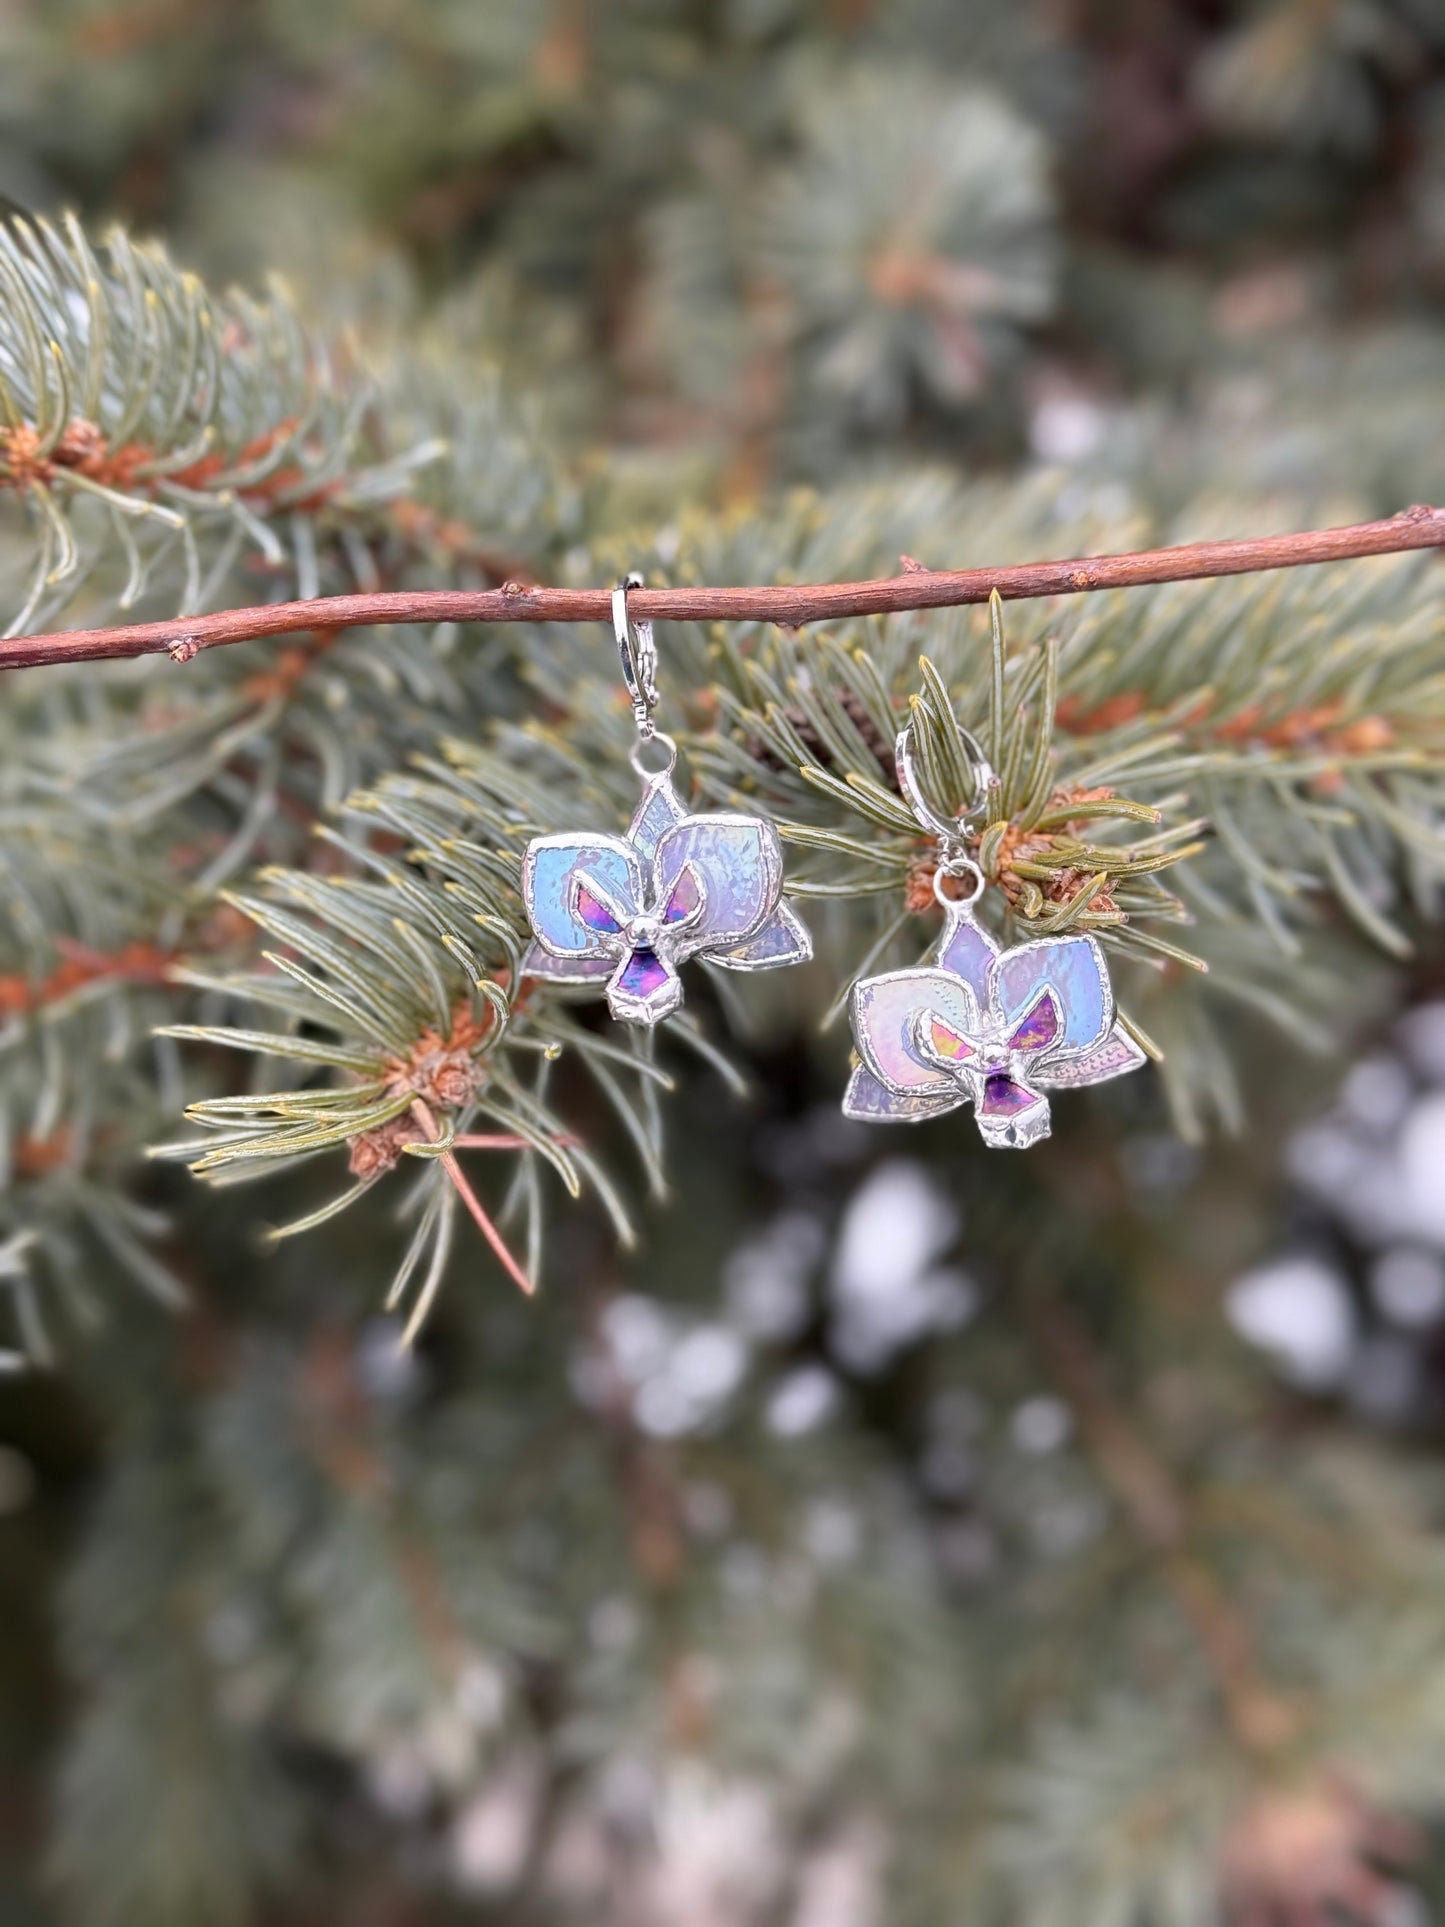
(654, 817, 775, 949)
(523, 768, 809, 1026)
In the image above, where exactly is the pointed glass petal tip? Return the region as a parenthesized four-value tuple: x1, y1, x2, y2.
(576, 883, 621, 934)
(617, 947, 670, 1000)
(930, 1017, 975, 1061)
(1008, 991, 1060, 1053)
(663, 867, 702, 924)
(980, 1072, 1037, 1117)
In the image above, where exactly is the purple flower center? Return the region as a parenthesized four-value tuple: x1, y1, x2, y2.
(577, 882, 622, 934)
(664, 867, 702, 924)
(1007, 991, 1060, 1053)
(618, 947, 670, 1000)
(980, 1071, 1036, 1116)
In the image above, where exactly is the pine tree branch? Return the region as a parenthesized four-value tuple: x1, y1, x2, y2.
(3, 506, 1443, 671)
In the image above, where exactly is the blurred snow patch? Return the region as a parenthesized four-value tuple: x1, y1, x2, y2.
(356, 1317, 426, 1404)
(791, 1818, 885, 1927)
(803, 1497, 861, 1568)
(767, 1364, 839, 1436)
(1031, 395, 1106, 464)
(1227, 1255, 1356, 1389)
(1287, 1085, 1445, 1251)
(725, 1210, 823, 1341)
(603, 1294, 672, 1383)
(576, 1297, 750, 1437)
(1370, 1247, 1445, 1329)
(452, 1756, 542, 1894)
(1286, 1119, 1372, 1201)
(641, 1769, 783, 1927)
(635, 1325, 747, 1438)
(1398, 1095, 1445, 1244)
(1011, 1395, 1071, 1454)
(455, 1658, 507, 1731)
(829, 1161, 975, 1372)
(1340, 1054, 1413, 1134)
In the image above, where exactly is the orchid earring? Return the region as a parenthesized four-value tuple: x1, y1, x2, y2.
(844, 719, 1146, 1147)
(521, 573, 812, 1027)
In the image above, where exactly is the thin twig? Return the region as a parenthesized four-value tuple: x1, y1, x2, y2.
(409, 1099, 535, 1299)
(3, 506, 1443, 671)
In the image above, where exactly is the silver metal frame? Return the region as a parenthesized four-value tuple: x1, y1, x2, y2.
(614, 572, 659, 741)
(894, 717, 996, 859)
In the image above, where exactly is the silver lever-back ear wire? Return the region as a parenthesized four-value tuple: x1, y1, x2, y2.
(895, 716, 997, 864)
(613, 571, 659, 740)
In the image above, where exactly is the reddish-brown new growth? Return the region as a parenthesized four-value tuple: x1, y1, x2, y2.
(1057, 688, 1397, 757)
(408, 1097, 536, 1302)
(1, 506, 1442, 672)
(902, 784, 1134, 916)
(343, 996, 541, 1300)
(0, 415, 323, 508)
(349, 1002, 498, 1181)
(0, 937, 178, 1019)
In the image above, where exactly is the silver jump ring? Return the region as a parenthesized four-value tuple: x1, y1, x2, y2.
(895, 717, 997, 856)
(932, 856, 985, 911)
(613, 571, 659, 741)
(629, 730, 677, 781)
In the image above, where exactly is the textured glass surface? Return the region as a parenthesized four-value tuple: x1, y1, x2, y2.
(618, 948, 670, 999)
(938, 913, 999, 1000)
(655, 818, 772, 947)
(853, 970, 980, 1092)
(1008, 991, 1060, 1052)
(995, 938, 1109, 1052)
(526, 836, 641, 956)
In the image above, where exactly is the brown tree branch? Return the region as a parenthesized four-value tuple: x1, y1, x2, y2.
(2, 505, 1443, 672)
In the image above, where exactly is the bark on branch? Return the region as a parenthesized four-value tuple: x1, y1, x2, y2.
(3, 505, 1443, 672)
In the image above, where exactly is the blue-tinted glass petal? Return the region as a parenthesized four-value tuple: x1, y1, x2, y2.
(523, 835, 640, 958)
(712, 902, 812, 970)
(627, 774, 689, 861)
(993, 937, 1111, 1054)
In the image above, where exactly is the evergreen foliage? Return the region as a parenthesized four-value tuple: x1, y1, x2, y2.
(2, 6, 1445, 1925)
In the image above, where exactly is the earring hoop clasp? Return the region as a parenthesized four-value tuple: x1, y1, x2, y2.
(613, 571, 659, 740)
(895, 717, 997, 862)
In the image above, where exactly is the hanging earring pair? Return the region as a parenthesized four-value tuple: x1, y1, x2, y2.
(843, 719, 1146, 1148)
(520, 583, 1143, 1148)
(521, 574, 813, 1025)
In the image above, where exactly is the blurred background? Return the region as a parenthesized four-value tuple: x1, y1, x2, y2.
(4, 2, 1445, 1923)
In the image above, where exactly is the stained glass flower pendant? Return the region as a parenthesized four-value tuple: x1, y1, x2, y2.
(521, 576, 811, 1028)
(522, 750, 811, 1026)
(843, 887, 1146, 1147)
(843, 719, 1145, 1148)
